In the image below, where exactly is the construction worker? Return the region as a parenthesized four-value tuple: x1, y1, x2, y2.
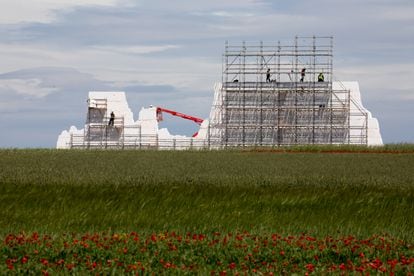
(318, 72, 324, 82)
(266, 69, 271, 83)
(108, 111, 115, 126)
(300, 68, 306, 82)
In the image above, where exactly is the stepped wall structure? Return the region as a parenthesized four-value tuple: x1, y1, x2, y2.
(57, 37, 382, 149)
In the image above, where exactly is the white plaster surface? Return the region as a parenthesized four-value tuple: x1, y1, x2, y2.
(57, 91, 208, 149)
(333, 82, 383, 145)
(57, 81, 382, 148)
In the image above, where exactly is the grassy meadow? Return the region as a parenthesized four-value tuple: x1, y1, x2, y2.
(1, 147, 413, 273)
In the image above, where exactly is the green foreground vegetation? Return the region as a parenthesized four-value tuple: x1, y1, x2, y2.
(0, 146, 413, 240)
(1, 147, 414, 273)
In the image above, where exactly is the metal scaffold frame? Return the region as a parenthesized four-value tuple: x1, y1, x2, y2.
(68, 100, 211, 150)
(209, 36, 368, 147)
(65, 36, 369, 150)
(71, 99, 129, 149)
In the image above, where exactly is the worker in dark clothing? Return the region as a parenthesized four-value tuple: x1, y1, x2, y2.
(266, 69, 271, 83)
(300, 68, 306, 82)
(318, 72, 325, 82)
(108, 111, 115, 126)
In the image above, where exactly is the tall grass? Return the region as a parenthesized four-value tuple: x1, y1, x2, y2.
(0, 148, 413, 240)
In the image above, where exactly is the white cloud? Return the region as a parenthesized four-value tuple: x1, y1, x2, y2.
(0, 0, 119, 24)
(0, 78, 58, 98)
(0, 0, 265, 25)
(139, 0, 265, 11)
(0, 43, 220, 91)
(0, 0, 413, 145)
(92, 45, 180, 55)
(210, 11, 255, 17)
(375, 5, 414, 21)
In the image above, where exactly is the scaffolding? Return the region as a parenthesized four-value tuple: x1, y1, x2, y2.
(69, 99, 210, 149)
(65, 36, 370, 150)
(208, 36, 368, 147)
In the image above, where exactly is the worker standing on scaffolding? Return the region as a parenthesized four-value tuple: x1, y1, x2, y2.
(266, 68, 271, 83)
(108, 111, 115, 126)
(318, 72, 324, 82)
(300, 68, 306, 82)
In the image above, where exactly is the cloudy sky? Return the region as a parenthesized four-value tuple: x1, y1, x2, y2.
(0, 0, 413, 147)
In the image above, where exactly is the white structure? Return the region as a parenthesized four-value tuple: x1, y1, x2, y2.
(57, 81, 382, 149)
(57, 37, 383, 149)
(334, 82, 382, 145)
(57, 91, 210, 149)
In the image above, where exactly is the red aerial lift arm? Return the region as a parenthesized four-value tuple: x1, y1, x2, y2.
(156, 107, 204, 125)
(156, 107, 203, 137)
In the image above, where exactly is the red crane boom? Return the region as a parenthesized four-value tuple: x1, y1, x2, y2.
(156, 107, 204, 137)
(156, 107, 203, 125)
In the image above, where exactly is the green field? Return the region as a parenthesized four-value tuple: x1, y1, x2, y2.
(1, 147, 413, 239)
(1, 147, 413, 273)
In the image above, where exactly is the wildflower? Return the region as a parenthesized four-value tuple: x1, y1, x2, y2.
(31, 232, 39, 241)
(56, 259, 64, 266)
(41, 258, 49, 266)
(21, 256, 29, 264)
(388, 259, 398, 270)
(305, 263, 315, 273)
(151, 234, 157, 242)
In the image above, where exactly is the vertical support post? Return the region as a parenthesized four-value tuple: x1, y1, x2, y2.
(312, 35, 316, 144)
(86, 105, 90, 149)
(365, 113, 368, 145)
(207, 123, 210, 149)
(122, 117, 125, 150)
(259, 40, 263, 146)
(277, 41, 281, 146)
(224, 41, 229, 148)
(294, 36, 298, 145)
(241, 41, 246, 147)
(330, 89, 333, 145)
(348, 89, 351, 144)
(105, 125, 108, 149)
(139, 126, 142, 149)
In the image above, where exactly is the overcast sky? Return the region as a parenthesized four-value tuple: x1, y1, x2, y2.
(0, 0, 413, 147)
